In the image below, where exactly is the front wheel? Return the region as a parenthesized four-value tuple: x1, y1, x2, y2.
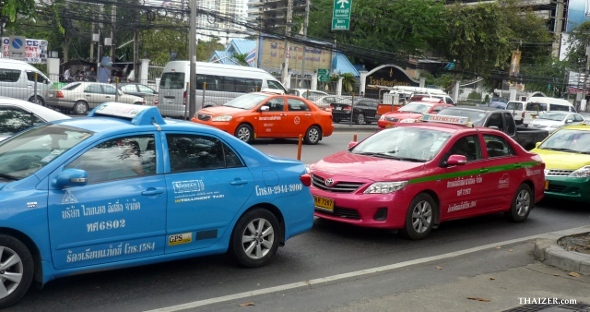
(304, 126, 321, 145)
(505, 184, 532, 222)
(28, 96, 45, 106)
(229, 208, 280, 268)
(73, 101, 89, 115)
(401, 193, 436, 240)
(234, 124, 254, 143)
(0, 235, 34, 309)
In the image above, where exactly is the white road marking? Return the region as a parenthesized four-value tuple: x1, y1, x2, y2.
(144, 227, 588, 312)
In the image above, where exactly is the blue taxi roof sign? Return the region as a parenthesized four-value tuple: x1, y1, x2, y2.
(420, 114, 471, 126)
(88, 102, 165, 126)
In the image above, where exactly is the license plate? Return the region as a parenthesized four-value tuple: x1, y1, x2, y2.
(532, 115, 537, 119)
(336, 107, 342, 110)
(545, 180, 549, 190)
(314, 196, 334, 212)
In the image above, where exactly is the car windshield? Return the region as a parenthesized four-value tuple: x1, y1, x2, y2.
(0, 124, 93, 180)
(438, 109, 487, 125)
(351, 127, 452, 162)
(538, 112, 567, 121)
(539, 129, 590, 154)
(398, 103, 432, 114)
(223, 93, 270, 110)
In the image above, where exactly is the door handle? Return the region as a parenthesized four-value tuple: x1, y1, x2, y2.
(230, 179, 248, 186)
(85, 94, 91, 97)
(305, 113, 311, 116)
(105, 96, 111, 98)
(141, 188, 164, 196)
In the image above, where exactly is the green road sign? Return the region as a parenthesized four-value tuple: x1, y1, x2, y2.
(317, 68, 330, 82)
(332, 0, 351, 31)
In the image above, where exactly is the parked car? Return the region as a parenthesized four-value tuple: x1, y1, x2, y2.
(0, 58, 53, 106)
(0, 97, 70, 141)
(377, 99, 453, 129)
(531, 121, 590, 203)
(488, 97, 508, 109)
(310, 114, 545, 239)
(0, 102, 314, 308)
(527, 111, 585, 133)
(47, 82, 145, 115)
(288, 88, 329, 99)
(308, 95, 351, 112)
(117, 83, 158, 106)
(437, 106, 549, 150)
(330, 98, 380, 125)
(410, 93, 455, 106)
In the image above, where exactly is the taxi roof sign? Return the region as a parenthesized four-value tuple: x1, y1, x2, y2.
(421, 114, 470, 126)
(88, 102, 165, 126)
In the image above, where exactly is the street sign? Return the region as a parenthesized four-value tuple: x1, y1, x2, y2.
(317, 68, 330, 82)
(332, 0, 351, 31)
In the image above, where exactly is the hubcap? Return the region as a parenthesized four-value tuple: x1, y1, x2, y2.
(0, 246, 24, 299)
(515, 189, 530, 216)
(308, 128, 319, 143)
(237, 127, 251, 142)
(241, 218, 274, 260)
(411, 201, 432, 234)
(358, 114, 365, 124)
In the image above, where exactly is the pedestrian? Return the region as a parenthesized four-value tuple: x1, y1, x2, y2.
(85, 67, 96, 81)
(63, 67, 72, 82)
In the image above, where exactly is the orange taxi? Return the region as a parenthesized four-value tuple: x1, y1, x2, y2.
(191, 92, 334, 144)
(377, 98, 453, 129)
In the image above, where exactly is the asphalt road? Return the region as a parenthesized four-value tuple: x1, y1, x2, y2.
(8, 126, 590, 312)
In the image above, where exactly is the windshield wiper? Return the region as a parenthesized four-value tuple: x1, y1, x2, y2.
(388, 156, 426, 162)
(0, 173, 19, 181)
(542, 147, 578, 153)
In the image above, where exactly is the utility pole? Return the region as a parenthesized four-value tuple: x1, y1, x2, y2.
(581, 45, 590, 112)
(552, 0, 564, 58)
(300, 0, 310, 88)
(188, 0, 197, 118)
(96, 4, 104, 79)
(90, 22, 94, 60)
(281, 0, 293, 89)
(110, 4, 116, 60)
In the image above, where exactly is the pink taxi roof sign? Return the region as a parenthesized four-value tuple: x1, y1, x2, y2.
(420, 114, 470, 126)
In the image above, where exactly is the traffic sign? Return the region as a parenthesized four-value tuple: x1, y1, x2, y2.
(317, 68, 330, 82)
(332, 0, 351, 31)
(8, 35, 26, 60)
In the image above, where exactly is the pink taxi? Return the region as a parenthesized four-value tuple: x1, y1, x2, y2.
(377, 99, 453, 129)
(310, 114, 546, 239)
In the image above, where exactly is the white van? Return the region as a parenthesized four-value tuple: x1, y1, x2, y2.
(506, 97, 575, 126)
(0, 58, 53, 106)
(158, 61, 287, 118)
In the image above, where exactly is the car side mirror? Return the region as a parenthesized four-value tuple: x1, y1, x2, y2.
(348, 141, 360, 149)
(446, 154, 467, 166)
(52, 169, 88, 189)
(260, 106, 270, 112)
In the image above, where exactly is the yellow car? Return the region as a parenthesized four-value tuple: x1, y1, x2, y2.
(531, 122, 590, 202)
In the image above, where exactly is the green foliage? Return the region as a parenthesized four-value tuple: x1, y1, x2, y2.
(1, 0, 36, 23)
(565, 21, 590, 71)
(232, 53, 250, 66)
(196, 38, 224, 62)
(467, 91, 481, 100)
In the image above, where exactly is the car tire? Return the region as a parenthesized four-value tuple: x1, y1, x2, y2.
(234, 124, 254, 143)
(73, 101, 89, 115)
(0, 235, 34, 309)
(505, 183, 532, 222)
(28, 96, 45, 106)
(356, 113, 366, 125)
(304, 125, 321, 145)
(229, 208, 280, 268)
(401, 193, 436, 240)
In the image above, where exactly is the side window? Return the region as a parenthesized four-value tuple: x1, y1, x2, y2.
(245, 78, 262, 92)
(287, 99, 310, 111)
(121, 85, 135, 92)
(0, 69, 21, 82)
(574, 114, 584, 122)
(550, 104, 570, 112)
(486, 113, 504, 132)
(503, 112, 516, 135)
(0, 107, 43, 135)
(66, 135, 156, 184)
(526, 103, 547, 112)
(431, 105, 444, 113)
(26, 71, 47, 83)
(448, 135, 482, 162)
(137, 85, 154, 94)
(445, 97, 454, 105)
(103, 85, 117, 95)
(265, 98, 285, 112)
(483, 135, 515, 158)
(222, 76, 236, 92)
(266, 80, 286, 92)
(84, 84, 102, 94)
(167, 134, 243, 172)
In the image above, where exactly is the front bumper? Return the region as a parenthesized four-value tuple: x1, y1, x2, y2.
(544, 176, 590, 203)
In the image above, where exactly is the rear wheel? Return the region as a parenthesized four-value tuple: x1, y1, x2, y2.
(73, 101, 89, 115)
(234, 124, 254, 143)
(402, 193, 436, 240)
(229, 208, 280, 268)
(28, 96, 45, 106)
(0, 235, 34, 309)
(356, 113, 366, 125)
(304, 126, 321, 145)
(505, 184, 532, 222)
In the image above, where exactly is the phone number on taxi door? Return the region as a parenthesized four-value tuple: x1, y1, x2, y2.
(255, 184, 302, 196)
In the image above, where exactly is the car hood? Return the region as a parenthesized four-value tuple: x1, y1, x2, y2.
(529, 119, 563, 128)
(531, 148, 590, 170)
(383, 112, 423, 119)
(199, 106, 246, 116)
(310, 151, 424, 181)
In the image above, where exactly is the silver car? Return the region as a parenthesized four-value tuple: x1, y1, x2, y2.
(47, 82, 145, 115)
(0, 96, 70, 141)
(528, 111, 585, 133)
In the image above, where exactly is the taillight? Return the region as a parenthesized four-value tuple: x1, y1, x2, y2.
(56, 91, 64, 98)
(343, 105, 351, 111)
(521, 111, 525, 118)
(300, 174, 311, 186)
(330, 104, 335, 109)
(183, 90, 187, 106)
(154, 99, 159, 106)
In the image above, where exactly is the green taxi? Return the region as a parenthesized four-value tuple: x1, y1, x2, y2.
(531, 122, 590, 202)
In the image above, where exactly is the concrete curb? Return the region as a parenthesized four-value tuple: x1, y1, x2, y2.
(533, 226, 590, 275)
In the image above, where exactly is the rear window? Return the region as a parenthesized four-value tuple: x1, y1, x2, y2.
(62, 83, 81, 90)
(0, 68, 20, 82)
(160, 72, 185, 89)
(526, 103, 547, 112)
(549, 104, 571, 112)
(506, 102, 523, 110)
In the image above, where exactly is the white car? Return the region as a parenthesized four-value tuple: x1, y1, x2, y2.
(528, 111, 585, 133)
(308, 95, 352, 111)
(0, 96, 70, 141)
(289, 88, 329, 99)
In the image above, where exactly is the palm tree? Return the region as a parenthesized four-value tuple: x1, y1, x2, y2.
(232, 53, 250, 66)
(340, 73, 357, 93)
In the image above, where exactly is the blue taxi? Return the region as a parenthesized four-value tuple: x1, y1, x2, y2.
(0, 103, 313, 308)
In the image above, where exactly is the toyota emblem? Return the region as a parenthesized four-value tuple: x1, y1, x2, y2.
(325, 178, 334, 186)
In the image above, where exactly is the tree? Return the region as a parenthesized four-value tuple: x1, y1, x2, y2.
(0, 0, 36, 26)
(564, 21, 590, 72)
(232, 53, 250, 66)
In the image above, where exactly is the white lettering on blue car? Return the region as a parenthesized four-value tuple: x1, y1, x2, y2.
(67, 244, 123, 263)
(173, 180, 205, 193)
(86, 219, 126, 232)
(62, 190, 78, 204)
(255, 183, 303, 196)
(62, 206, 81, 219)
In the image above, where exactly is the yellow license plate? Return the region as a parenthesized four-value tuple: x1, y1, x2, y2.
(545, 180, 549, 190)
(314, 196, 334, 212)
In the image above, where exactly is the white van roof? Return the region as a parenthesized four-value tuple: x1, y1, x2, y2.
(164, 61, 272, 75)
(0, 58, 41, 70)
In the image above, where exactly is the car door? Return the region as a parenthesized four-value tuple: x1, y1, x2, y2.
(285, 98, 314, 137)
(257, 96, 286, 138)
(83, 84, 108, 107)
(481, 134, 520, 211)
(164, 133, 254, 252)
(47, 134, 165, 270)
(102, 85, 118, 104)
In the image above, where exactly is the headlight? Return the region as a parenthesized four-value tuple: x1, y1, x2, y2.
(212, 115, 232, 122)
(379, 115, 385, 121)
(364, 181, 408, 194)
(570, 166, 590, 178)
(400, 118, 416, 123)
